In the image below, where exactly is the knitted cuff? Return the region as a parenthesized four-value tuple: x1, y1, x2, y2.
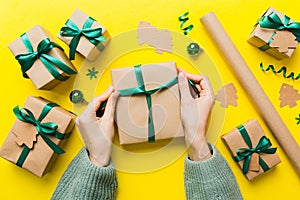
(184, 144, 243, 200)
(52, 147, 117, 200)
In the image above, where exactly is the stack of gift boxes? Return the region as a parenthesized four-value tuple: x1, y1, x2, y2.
(0, 6, 299, 180)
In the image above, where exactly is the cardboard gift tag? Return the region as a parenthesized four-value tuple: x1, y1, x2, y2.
(0, 96, 76, 177)
(247, 7, 299, 60)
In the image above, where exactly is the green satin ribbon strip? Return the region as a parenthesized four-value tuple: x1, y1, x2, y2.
(14, 103, 71, 167)
(60, 17, 106, 60)
(234, 124, 277, 174)
(178, 12, 194, 35)
(260, 63, 300, 80)
(117, 65, 178, 142)
(15, 34, 77, 81)
(258, 12, 300, 42)
(259, 32, 276, 51)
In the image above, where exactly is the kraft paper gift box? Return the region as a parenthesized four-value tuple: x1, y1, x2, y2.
(111, 61, 184, 145)
(0, 96, 76, 177)
(8, 25, 77, 90)
(248, 7, 300, 60)
(222, 119, 281, 180)
(58, 9, 111, 60)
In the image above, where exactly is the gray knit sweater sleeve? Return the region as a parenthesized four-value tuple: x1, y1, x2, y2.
(51, 147, 118, 200)
(184, 144, 243, 200)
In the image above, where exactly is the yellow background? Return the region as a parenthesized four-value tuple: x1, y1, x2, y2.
(0, 0, 299, 199)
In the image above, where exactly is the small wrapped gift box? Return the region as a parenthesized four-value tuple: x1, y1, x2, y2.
(8, 25, 77, 90)
(0, 96, 76, 177)
(58, 9, 111, 60)
(248, 7, 300, 60)
(222, 119, 281, 180)
(111, 62, 184, 145)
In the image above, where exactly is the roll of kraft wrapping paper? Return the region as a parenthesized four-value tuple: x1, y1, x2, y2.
(200, 12, 300, 176)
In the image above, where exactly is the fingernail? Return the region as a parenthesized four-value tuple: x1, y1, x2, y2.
(178, 72, 185, 81)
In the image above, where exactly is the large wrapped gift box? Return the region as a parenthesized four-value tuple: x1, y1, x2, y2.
(8, 25, 77, 90)
(0, 96, 76, 177)
(248, 7, 299, 60)
(111, 62, 184, 145)
(222, 119, 281, 180)
(58, 9, 111, 60)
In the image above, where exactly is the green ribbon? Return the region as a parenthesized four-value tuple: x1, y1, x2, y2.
(260, 63, 300, 80)
(258, 12, 300, 42)
(234, 125, 277, 174)
(15, 34, 77, 81)
(13, 103, 71, 167)
(117, 65, 178, 142)
(59, 17, 106, 60)
(178, 12, 194, 35)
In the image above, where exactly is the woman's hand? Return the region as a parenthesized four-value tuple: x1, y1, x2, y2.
(75, 86, 119, 167)
(178, 69, 215, 161)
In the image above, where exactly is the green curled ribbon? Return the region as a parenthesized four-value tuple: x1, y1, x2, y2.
(13, 103, 71, 167)
(117, 65, 178, 142)
(178, 12, 194, 35)
(260, 63, 300, 80)
(234, 125, 277, 174)
(15, 34, 77, 81)
(60, 17, 106, 60)
(258, 12, 300, 42)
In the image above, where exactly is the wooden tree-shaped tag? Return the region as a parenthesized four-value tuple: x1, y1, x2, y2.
(270, 30, 298, 53)
(215, 83, 238, 108)
(279, 83, 300, 108)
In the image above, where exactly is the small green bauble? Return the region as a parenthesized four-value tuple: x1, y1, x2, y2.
(70, 90, 86, 104)
(187, 43, 202, 56)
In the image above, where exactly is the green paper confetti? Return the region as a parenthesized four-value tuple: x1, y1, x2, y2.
(260, 63, 300, 80)
(295, 114, 300, 125)
(178, 12, 194, 35)
(86, 67, 99, 80)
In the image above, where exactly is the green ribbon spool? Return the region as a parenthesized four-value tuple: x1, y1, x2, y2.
(13, 103, 71, 167)
(117, 65, 178, 142)
(59, 17, 106, 60)
(258, 12, 300, 51)
(15, 34, 77, 81)
(234, 125, 277, 174)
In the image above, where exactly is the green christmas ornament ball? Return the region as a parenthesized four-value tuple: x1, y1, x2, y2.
(187, 43, 202, 56)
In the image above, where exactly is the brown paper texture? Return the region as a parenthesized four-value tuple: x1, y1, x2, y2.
(222, 119, 281, 180)
(247, 7, 298, 59)
(0, 96, 76, 177)
(111, 62, 184, 145)
(8, 25, 76, 90)
(57, 9, 111, 60)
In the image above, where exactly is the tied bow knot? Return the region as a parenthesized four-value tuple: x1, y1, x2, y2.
(13, 103, 66, 155)
(234, 125, 277, 174)
(15, 34, 77, 81)
(60, 17, 106, 60)
(16, 107, 58, 135)
(259, 12, 300, 42)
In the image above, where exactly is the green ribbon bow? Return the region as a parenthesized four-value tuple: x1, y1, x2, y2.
(234, 125, 277, 174)
(60, 17, 106, 60)
(15, 34, 77, 81)
(117, 65, 178, 142)
(13, 103, 71, 167)
(258, 12, 300, 42)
